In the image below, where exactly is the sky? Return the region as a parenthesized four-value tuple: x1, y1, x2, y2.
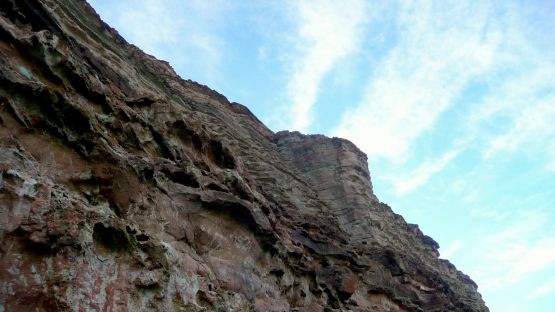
(88, 1, 555, 311)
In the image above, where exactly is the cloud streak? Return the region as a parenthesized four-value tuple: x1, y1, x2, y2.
(286, 0, 366, 131)
(482, 84, 555, 167)
(528, 277, 555, 299)
(334, 1, 499, 162)
(471, 210, 555, 293)
(89, 0, 228, 83)
(391, 149, 460, 195)
(440, 240, 462, 259)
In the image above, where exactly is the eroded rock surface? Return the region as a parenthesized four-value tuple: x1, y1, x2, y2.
(0, 0, 488, 311)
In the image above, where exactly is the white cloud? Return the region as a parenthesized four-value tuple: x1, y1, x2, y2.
(483, 96, 555, 160)
(391, 149, 460, 195)
(440, 240, 462, 259)
(114, 0, 180, 54)
(470, 208, 510, 221)
(528, 277, 555, 299)
(503, 240, 555, 283)
(285, 0, 366, 131)
(333, 1, 500, 162)
(545, 145, 555, 173)
(473, 210, 555, 292)
(481, 239, 555, 291)
(89, 0, 228, 81)
(456, 8, 555, 168)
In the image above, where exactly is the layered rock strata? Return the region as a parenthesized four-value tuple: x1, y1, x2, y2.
(0, 0, 488, 311)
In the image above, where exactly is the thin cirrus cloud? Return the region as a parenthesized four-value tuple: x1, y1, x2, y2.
(285, 0, 366, 132)
(529, 277, 555, 299)
(473, 210, 555, 292)
(464, 35, 555, 167)
(440, 240, 462, 259)
(389, 149, 461, 195)
(484, 98, 555, 160)
(333, 0, 499, 163)
(88, 0, 228, 84)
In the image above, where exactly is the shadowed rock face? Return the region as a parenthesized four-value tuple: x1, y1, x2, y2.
(0, 0, 488, 311)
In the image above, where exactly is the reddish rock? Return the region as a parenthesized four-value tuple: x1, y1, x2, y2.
(340, 273, 360, 296)
(0, 1, 488, 311)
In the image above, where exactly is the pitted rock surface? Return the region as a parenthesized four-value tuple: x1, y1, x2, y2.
(0, 1, 488, 311)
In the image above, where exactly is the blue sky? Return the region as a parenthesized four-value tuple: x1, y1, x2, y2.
(88, 1, 555, 310)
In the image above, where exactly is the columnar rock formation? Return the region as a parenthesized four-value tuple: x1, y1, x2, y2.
(0, 0, 488, 311)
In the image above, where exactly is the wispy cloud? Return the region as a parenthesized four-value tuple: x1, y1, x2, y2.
(390, 149, 460, 195)
(481, 239, 555, 291)
(440, 240, 462, 259)
(334, 1, 500, 162)
(459, 7, 555, 169)
(285, 0, 366, 131)
(89, 0, 228, 82)
(470, 208, 510, 221)
(528, 276, 555, 299)
(473, 210, 555, 292)
(483, 95, 555, 163)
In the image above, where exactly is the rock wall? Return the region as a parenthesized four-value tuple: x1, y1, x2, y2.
(274, 131, 437, 257)
(0, 0, 488, 311)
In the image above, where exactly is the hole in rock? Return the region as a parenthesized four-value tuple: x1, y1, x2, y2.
(93, 223, 130, 255)
(161, 168, 199, 188)
(173, 120, 203, 151)
(205, 182, 227, 192)
(136, 234, 149, 242)
(208, 140, 236, 169)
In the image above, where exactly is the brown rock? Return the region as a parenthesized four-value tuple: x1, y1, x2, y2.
(0, 1, 488, 311)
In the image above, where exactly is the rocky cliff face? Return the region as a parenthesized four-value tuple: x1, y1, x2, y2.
(0, 1, 488, 311)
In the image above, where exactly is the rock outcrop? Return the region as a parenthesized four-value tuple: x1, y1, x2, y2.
(0, 0, 488, 311)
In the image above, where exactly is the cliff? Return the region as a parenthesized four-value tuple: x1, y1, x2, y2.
(0, 0, 488, 311)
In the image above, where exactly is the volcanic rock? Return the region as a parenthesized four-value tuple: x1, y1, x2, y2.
(0, 0, 488, 311)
